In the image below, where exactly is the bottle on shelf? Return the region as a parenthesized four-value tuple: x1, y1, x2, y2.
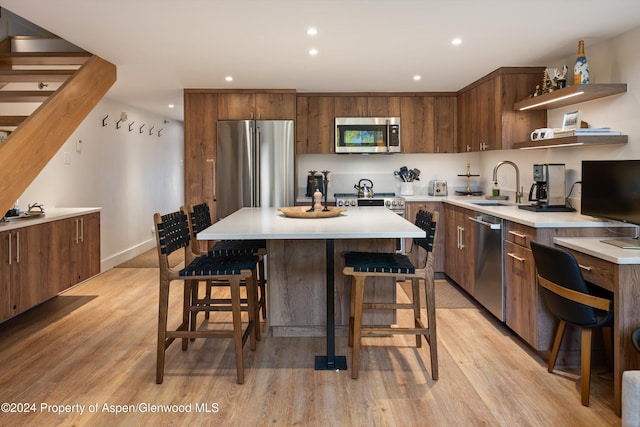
(573, 40, 590, 85)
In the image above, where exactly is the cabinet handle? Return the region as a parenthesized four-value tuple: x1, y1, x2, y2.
(75, 218, 79, 243)
(507, 252, 525, 263)
(15, 231, 19, 263)
(578, 264, 593, 272)
(8, 232, 11, 265)
(508, 230, 527, 240)
(459, 226, 465, 249)
(80, 217, 84, 243)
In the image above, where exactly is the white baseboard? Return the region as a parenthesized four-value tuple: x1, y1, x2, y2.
(100, 238, 156, 271)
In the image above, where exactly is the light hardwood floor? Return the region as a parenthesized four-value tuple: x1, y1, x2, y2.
(0, 267, 620, 426)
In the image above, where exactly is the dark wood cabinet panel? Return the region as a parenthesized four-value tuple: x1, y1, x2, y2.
(334, 96, 367, 117)
(400, 97, 434, 153)
(457, 67, 546, 152)
(184, 93, 217, 213)
(217, 93, 255, 120)
(296, 96, 335, 154)
(434, 96, 457, 153)
(255, 93, 296, 119)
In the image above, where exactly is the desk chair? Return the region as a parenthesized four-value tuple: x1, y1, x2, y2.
(530, 240, 613, 406)
(343, 209, 439, 380)
(189, 203, 267, 321)
(154, 207, 258, 384)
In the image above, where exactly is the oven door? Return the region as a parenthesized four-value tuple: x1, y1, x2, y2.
(335, 117, 400, 153)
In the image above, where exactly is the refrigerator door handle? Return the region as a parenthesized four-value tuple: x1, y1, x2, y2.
(209, 158, 216, 201)
(255, 125, 261, 207)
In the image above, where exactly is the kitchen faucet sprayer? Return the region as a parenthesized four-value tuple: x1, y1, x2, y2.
(493, 160, 523, 203)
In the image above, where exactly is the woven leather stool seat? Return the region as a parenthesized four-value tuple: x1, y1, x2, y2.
(180, 254, 259, 277)
(344, 252, 415, 274)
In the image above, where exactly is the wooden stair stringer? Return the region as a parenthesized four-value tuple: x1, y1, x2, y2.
(0, 55, 116, 215)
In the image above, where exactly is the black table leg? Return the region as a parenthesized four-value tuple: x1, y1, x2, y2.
(315, 238, 347, 371)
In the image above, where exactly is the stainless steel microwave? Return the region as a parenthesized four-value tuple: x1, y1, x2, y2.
(335, 117, 401, 154)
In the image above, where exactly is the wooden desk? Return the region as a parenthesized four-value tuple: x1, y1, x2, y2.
(554, 237, 640, 416)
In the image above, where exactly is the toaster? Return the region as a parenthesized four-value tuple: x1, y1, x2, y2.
(429, 180, 448, 196)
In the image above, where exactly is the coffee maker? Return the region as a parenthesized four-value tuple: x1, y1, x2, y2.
(518, 164, 574, 212)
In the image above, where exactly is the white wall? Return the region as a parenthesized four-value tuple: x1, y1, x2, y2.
(299, 25, 640, 206)
(19, 97, 184, 271)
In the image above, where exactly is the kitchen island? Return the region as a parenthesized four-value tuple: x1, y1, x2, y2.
(197, 207, 425, 370)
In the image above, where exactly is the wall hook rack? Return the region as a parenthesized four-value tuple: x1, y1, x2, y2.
(128, 121, 135, 132)
(139, 124, 145, 134)
(149, 126, 155, 136)
(157, 128, 162, 137)
(102, 115, 109, 127)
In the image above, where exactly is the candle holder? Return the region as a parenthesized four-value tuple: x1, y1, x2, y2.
(321, 170, 330, 211)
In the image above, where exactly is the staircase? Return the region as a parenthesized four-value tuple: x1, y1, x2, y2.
(0, 35, 116, 215)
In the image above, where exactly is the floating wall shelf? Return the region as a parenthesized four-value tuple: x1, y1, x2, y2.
(514, 83, 627, 111)
(513, 135, 628, 150)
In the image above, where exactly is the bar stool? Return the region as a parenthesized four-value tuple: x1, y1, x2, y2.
(343, 209, 439, 380)
(154, 207, 259, 384)
(189, 203, 268, 320)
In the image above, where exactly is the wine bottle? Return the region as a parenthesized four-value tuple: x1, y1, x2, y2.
(573, 40, 590, 85)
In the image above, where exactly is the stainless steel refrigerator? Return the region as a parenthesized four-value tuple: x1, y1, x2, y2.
(216, 120, 294, 219)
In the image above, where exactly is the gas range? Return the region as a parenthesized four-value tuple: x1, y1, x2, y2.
(334, 193, 405, 214)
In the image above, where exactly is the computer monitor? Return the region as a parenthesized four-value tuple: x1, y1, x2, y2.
(581, 159, 640, 249)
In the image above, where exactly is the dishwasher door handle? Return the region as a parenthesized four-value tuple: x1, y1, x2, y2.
(468, 216, 501, 230)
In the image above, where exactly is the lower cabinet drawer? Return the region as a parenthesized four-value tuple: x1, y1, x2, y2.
(564, 249, 615, 292)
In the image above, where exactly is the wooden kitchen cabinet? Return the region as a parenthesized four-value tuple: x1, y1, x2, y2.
(405, 201, 444, 273)
(296, 95, 335, 154)
(457, 67, 546, 152)
(400, 95, 457, 153)
(334, 95, 400, 117)
(503, 223, 537, 346)
(184, 92, 217, 214)
(0, 223, 51, 319)
(217, 91, 296, 120)
(443, 204, 475, 295)
(48, 213, 100, 293)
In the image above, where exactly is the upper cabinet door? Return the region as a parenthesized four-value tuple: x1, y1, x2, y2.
(400, 96, 435, 153)
(255, 93, 296, 120)
(334, 96, 367, 117)
(366, 96, 400, 117)
(217, 93, 255, 120)
(296, 96, 335, 154)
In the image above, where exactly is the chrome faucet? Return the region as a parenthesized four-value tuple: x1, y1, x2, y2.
(492, 160, 523, 204)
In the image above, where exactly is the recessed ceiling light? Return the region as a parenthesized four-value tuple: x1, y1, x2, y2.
(413, 75, 421, 81)
(225, 76, 233, 82)
(168, 104, 174, 108)
(451, 38, 462, 46)
(306, 27, 318, 36)
(309, 48, 318, 56)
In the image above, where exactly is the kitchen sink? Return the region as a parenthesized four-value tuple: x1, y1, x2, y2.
(470, 201, 512, 207)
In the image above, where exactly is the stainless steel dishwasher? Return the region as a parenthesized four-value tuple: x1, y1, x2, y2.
(469, 212, 504, 321)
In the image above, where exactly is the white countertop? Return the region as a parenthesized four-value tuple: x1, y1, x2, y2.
(554, 237, 640, 265)
(197, 207, 425, 240)
(0, 207, 101, 232)
(404, 194, 632, 229)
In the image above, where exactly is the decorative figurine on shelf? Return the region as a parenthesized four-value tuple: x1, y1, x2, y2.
(543, 67, 556, 93)
(555, 65, 568, 89)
